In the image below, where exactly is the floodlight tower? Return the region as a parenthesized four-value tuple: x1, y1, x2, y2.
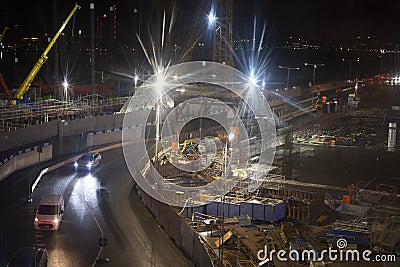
(213, 0, 234, 67)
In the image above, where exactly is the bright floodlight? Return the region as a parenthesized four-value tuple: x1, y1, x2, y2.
(249, 75, 257, 86)
(248, 71, 257, 86)
(63, 80, 68, 89)
(155, 71, 166, 92)
(133, 74, 139, 87)
(207, 12, 216, 25)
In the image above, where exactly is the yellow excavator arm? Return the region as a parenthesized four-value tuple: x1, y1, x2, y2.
(13, 4, 81, 102)
(0, 26, 9, 43)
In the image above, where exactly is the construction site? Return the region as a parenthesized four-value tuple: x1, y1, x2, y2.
(0, 1, 399, 267)
(147, 84, 400, 266)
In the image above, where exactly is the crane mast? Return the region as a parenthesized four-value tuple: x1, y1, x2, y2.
(213, 0, 234, 67)
(13, 4, 81, 103)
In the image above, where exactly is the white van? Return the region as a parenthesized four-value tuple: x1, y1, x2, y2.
(34, 194, 64, 230)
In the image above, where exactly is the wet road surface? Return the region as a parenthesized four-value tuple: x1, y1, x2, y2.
(0, 148, 194, 267)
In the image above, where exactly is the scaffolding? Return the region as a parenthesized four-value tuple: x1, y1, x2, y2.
(0, 95, 129, 132)
(349, 181, 397, 203)
(370, 217, 400, 254)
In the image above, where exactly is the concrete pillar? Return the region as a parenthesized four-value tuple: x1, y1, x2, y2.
(388, 122, 397, 148)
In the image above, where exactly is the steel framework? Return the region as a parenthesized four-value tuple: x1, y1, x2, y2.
(213, 0, 234, 67)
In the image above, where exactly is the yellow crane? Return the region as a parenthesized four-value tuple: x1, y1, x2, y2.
(12, 3, 81, 104)
(0, 26, 10, 43)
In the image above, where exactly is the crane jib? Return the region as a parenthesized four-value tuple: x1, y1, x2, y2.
(12, 4, 81, 103)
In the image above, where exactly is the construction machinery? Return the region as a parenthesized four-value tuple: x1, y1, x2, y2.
(179, 0, 234, 67)
(213, 0, 234, 67)
(0, 73, 13, 98)
(0, 26, 9, 43)
(178, 2, 209, 63)
(12, 4, 81, 104)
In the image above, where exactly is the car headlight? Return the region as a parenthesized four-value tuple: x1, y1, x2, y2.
(86, 162, 92, 168)
(53, 218, 59, 224)
(34, 217, 38, 222)
(74, 162, 78, 167)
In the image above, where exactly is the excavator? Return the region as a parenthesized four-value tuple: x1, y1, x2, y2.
(0, 26, 9, 43)
(11, 4, 80, 104)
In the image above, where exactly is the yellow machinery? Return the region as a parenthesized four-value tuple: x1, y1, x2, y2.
(0, 26, 9, 43)
(12, 4, 81, 103)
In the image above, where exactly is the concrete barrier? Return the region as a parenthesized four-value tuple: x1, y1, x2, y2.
(0, 121, 58, 151)
(137, 185, 215, 267)
(0, 144, 52, 183)
(0, 113, 128, 153)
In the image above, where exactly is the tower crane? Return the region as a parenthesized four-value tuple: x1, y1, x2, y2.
(179, 0, 234, 66)
(213, 0, 234, 67)
(12, 4, 81, 104)
(178, 2, 210, 63)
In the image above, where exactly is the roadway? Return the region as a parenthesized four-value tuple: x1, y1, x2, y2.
(0, 148, 194, 267)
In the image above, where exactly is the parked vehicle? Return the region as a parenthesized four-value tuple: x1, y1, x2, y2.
(34, 194, 64, 230)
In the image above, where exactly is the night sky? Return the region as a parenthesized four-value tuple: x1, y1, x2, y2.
(1, 0, 400, 43)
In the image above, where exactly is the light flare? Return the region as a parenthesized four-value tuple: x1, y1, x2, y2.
(235, 17, 271, 90)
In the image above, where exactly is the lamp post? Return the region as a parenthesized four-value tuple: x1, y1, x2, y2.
(342, 58, 360, 81)
(154, 70, 166, 162)
(219, 132, 234, 266)
(304, 62, 324, 86)
(133, 8, 142, 62)
(278, 66, 300, 90)
(62, 80, 68, 101)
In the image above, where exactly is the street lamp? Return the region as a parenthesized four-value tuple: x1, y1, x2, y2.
(154, 69, 166, 162)
(134, 74, 139, 88)
(304, 62, 324, 86)
(62, 80, 68, 101)
(278, 65, 300, 90)
(342, 58, 360, 81)
(208, 12, 216, 25)
(207, 7, 217, 29)
(219, 132, 234, 266)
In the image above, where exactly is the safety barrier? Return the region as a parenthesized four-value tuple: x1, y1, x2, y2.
(136, 185, 215, 267)
(0, 143, 52, 183)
